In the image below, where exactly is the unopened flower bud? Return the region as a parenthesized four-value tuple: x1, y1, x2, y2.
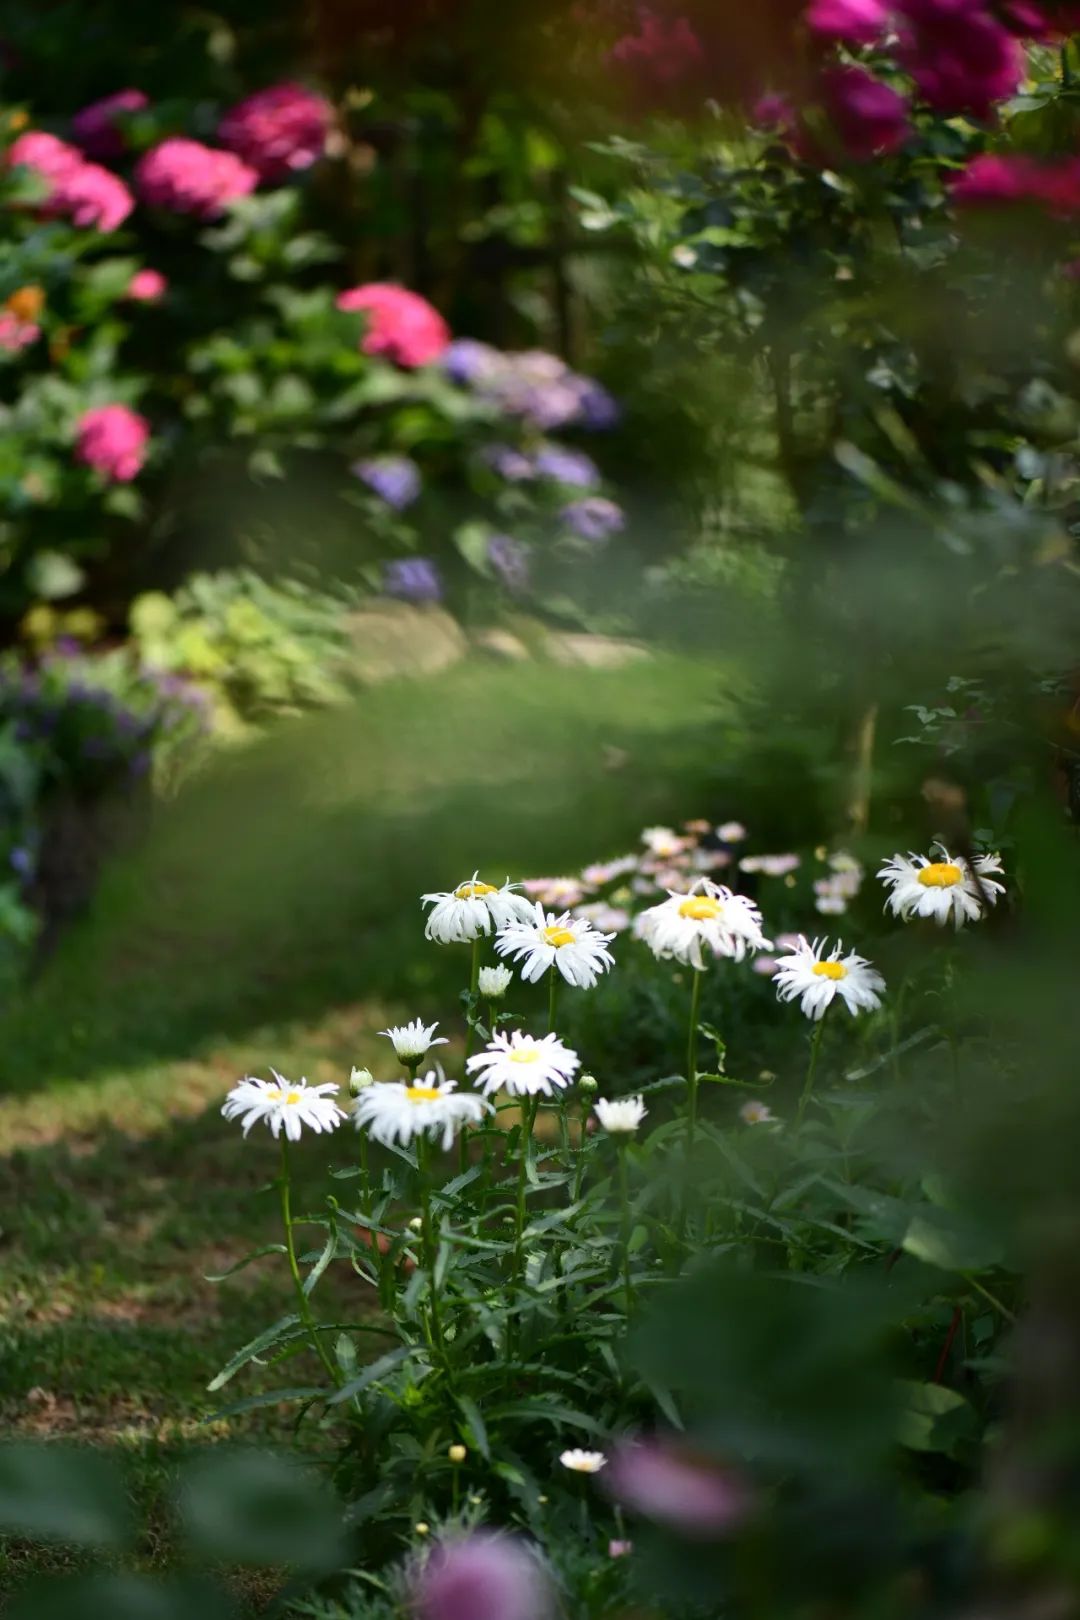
(448, 1444, 467, 1463)
(578, 1074, 598, 1094)
(478, 964, 512, 998)
(349, 1066, 374, 1096)
(415, 1521, 430, 1536)
(408, 1215, 423, 1231)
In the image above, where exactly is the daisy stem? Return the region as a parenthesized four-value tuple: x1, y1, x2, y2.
(417, 1135, 446, 1361)
(279, 1137, 340, 1388)
(685, 968, 703, 1161)
(459, 939, 483, 1175)
(616, 1141, 634, 1317)
(548, 967, 559, 1033)
(796, 1015, 827, 1126)
(513, 1097, 538, 1293)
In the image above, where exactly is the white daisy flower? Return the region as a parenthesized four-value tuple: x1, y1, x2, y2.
(717, 821, 747, 842)
(466, 1029, 580, 1097)
(421, 874, 533, 944)
(739, 1099, 776, 1126)
(560, 1449, 607, 1474)
(772, 936, 885, 1021)
(594, 1096, 647, 1135)
(222, 1071, 345, 1141)
(877, 846, 1005, 929)
(353, 1073, 490, 1152)
(478, 964, 513, 999)
(634, 878, 771, 968)
(495, 903, 615, 989)
(380, 1018, 448, 1063)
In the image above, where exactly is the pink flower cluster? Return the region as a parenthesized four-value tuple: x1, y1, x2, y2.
(74, 404, 150, 482)
(9, 130, 134, 232)
(951, 152, 1080, 215)
(127, 268, 167, 303)
(135, 137, 258, 219)
(336, 283, 451, 368)
(218, 81, 332, 180)
(894, 0, 1023, 120)
(0, 311, 40, 354)
(609, 8, 706, 87)
(71, 88, 148, 159)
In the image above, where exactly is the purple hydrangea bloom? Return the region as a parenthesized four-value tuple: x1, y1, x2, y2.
(352, 454, 422, 511)
(443, 338, 502, 386)
(488, 534, 531, 594)
(411, 1534, 553, 1620)
(560, 496, 625, 541)
(534, 445, 601, 489)
(9, 846, 33, 878)
(573, 377, 621, 430)
(479, 443, 536, 482)
(382, 556, 443, 603)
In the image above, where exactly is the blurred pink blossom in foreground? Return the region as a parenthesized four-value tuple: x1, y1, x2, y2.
(336, 283, 451, 368)
(75, 404, 150, 482)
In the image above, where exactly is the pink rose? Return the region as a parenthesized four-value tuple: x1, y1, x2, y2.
(127, 268, 167, 302)
(336, 283, 450, 367)
(75, 404, 150, 482)
(896, 0, 1023, 118)
(71, 88, 148, 159)
(610, 8, 705, 86)
(218, 81, 331, 180)
(805, 0, 887, 44)
(135, 137, 258, 218)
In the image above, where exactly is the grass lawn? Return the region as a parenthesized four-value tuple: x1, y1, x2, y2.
(0, 653, 739, 1603)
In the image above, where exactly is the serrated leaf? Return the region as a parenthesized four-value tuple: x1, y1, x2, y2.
(207, 1386, 325, 1422)
(204, 1243, 287, 1282)
(326, 1346, 415, 1406)
(455, 1394, 491, 1459)
(207, 1313, 300, 1392)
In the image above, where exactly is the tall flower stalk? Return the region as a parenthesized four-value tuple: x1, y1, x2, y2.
(279, 1137, 341, 1387)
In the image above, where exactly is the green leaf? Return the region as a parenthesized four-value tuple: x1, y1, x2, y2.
(206, 1313, 300, 1392)
(207, 1386, 325, 1422)
(895, 1380, 978, 1456)
(303, 1228, 337, 1297)
(0, 1444, 132, 1547)
(455, 1394, 491, 1460)
(902, 1208, 1003, 1273)
(489, 1399, 606, 1435)
(325, 1346, 415, 1406)
(204, 1244, 287, 1282)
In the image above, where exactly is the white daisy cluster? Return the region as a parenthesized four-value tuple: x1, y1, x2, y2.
(495, 903, 615, 989)
(353, 1073, 490, 1152)
(878, 845, 1004, 929)
(421, 875, 533, 944)
(467, 1030, 580, 1097)
(813, 850, 864, 916)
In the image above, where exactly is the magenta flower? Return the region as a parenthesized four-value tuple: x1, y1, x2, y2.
(805, 0, 887, 44)
(820, 65, 910, 160)
(127, 268, 167, 302)
(9, 130, 84, 181)
(410, 1535, 553, 1620)
(218, 81, 332, 179)
(336, 283, 450, 367)
(135, 137, 258, 218)
(74, 405, 150, 482)
(605, 1438, 753, 1538)
(951, 152, 1080, 215)
(896, 0, 1022, 118)
(71, 88, 148, 158)
(610, 7, 705, 87)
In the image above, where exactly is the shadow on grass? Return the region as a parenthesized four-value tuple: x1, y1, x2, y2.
(0, 657, 737, 1093)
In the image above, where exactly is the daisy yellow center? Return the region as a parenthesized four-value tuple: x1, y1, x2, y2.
(456, 881, 496, 899)
(679, 896, 723, 921)
(509, 1048, 540, 1064)
(812, 961, 847, 981)
(917, 862, 962, 889)
(406, 1085, 442, 1103)
(285, 1090, 302, 1104)
(264, 1088, 282, 1102)
(542, 925, 576, 947)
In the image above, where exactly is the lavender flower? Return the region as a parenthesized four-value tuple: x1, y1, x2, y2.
(488, 534, 531, 594)
(443, 338, 502, 386)
(479, 443, 536, 482)
(9, 847, 33, 878)
(352, 454, 422, 511)
(560, 496, 625, 541)
(573, 377, 621, 430)
(411, 1534, 553, 1620)
(534, 445, 600, 489)
(383, 557, 443, 604)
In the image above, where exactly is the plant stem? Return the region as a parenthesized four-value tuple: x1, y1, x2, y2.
(685, 968, 703, 1162)
(279, 1137, 340, 1387)
(417, 1135, 446, 1361)
(617, 1142, 634, 1318)
(548, 967, 559, 1033)
(796, 1016, 827, 1125)
(459, 938, 483, 1174)
(513, 1097, 537, 1290)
